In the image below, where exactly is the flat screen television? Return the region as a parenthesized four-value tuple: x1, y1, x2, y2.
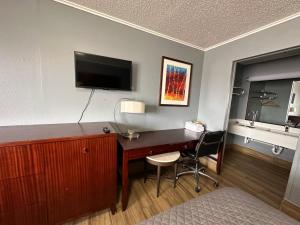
(74, 51, 132, 90)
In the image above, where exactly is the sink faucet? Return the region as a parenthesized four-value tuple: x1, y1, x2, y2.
(248, 111, 258, 127)
(284, 120, 293, 132)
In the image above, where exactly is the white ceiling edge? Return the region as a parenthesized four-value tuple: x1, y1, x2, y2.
(52, 0, 204, 51)
(205, 11, 300, 51)
(53, 0, 300, 52)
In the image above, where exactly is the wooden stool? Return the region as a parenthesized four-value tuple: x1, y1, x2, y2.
(145, 151, 180, 197)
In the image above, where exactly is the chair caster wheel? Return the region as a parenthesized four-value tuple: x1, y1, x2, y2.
(214, 182, 219, 188)
(200, 168, 206, 173)
(195, 187, 200, 192)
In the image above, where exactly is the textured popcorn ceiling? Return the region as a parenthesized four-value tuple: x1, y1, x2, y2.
(67, 0, 300, 49)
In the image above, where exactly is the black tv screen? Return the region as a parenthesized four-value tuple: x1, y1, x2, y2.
(75, 51, 132, 90)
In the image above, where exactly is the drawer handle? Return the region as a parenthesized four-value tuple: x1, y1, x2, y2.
(82, 147, 89, 153)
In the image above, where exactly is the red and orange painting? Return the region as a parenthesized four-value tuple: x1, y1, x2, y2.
(160, 57, 192, 106)
(164, 65, 187, 101)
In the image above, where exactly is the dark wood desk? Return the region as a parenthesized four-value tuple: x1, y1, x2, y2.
(118, 128, 201, 211)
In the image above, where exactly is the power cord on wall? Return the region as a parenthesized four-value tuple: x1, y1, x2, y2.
(77, 89, 95, 123)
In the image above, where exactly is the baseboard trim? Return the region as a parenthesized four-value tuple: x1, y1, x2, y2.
(280, 199, 300, 221)
(227, 144, 292, 170)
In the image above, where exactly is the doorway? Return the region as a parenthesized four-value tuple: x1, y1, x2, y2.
(224, 46, 300, 208)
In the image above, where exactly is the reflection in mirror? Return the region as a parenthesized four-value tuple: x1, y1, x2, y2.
(245, 79, 300, 127)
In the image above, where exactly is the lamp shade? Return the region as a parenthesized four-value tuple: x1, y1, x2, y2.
(120, 100, 145, 113)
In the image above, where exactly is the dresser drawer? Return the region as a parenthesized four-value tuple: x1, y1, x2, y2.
(128, 141, 195, 160)
(0, 145, 44, 180)
(148, 143, 185, 156)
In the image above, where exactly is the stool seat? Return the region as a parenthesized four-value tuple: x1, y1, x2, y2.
(146, 151, 180, 166)
(145, 151, 180, 197)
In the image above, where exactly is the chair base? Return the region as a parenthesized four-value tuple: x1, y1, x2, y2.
(175, 160, 218, 192)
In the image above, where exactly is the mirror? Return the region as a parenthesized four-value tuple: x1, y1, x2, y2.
(245, 79, 300, 127)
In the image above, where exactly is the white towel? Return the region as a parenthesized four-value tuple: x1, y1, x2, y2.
(185, 121, 205, 132)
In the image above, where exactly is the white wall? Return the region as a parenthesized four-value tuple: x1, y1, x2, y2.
(0, 0, 204, 130)
(198, 16, 300, 205)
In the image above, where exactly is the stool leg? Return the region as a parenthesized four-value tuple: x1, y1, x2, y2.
(174, 163, 178, 188)
(156, 165, 161, 197)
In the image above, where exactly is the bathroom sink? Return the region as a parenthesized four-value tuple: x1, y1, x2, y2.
(238, 124, 255, 128)
(229, 119, 299, 150)
(236, 122, 270, 131)
(269, 129, 299, 137)
(235, 121, 298, 137)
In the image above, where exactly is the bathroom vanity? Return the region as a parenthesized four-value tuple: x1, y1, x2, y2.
(228, 119, 299, 151)
(229, 57, 300, 157)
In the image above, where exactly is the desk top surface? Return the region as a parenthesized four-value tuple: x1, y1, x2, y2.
(118, 128, 201, 151)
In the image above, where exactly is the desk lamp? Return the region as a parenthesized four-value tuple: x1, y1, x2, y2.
(114, 99, 145, 139)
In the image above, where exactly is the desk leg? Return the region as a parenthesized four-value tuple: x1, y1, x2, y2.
(217, 143, 224, 175)
(122, 153, 129, 211)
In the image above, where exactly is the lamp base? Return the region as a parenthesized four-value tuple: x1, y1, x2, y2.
(121, 131, 140, 141)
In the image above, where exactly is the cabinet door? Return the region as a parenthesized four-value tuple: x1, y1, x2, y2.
(42, 139, 90, 225)
(87, 136, 117, 211)
(0, 145, 46, 225)
(42, 136, 117, 225)
(0, 203, 47, 225)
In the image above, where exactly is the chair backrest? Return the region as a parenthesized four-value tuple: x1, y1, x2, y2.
(195, 131, 225, 158)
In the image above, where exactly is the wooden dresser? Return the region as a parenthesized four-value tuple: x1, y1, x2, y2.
(0, 122, 117, 225)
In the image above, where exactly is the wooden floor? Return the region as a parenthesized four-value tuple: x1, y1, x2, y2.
(65, 148, 291, 225)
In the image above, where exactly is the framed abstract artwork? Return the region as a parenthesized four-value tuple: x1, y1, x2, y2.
(159, 56, 193, 106)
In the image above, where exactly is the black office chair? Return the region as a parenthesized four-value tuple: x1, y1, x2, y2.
(175, 130, 225, 192)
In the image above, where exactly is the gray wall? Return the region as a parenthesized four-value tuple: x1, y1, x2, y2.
(197, 16, 300, 205)
(0, 0, 204, 131)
